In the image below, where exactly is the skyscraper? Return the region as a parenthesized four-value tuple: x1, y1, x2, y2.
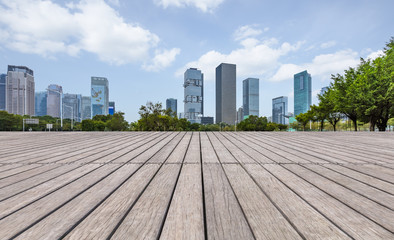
(63, 93, 82, 122)
(166, 98, 177, 115)
(47, 84, 62, 118)
(91, 77, 109, 117)
(237, 106, 244, 124)
(294, 70, 312, 117)
(81, 96, 91, 120)
(216, 63, 236, 124)
(320, 86, 329, 96)
(184, 68, 203, 123)
(272, 96, 288, 125)
(109, 101, 115, 115)
(6, 65, 35, 116)
(0, 74, 6, 111)
(243, 78, 259, 118)
(35, 91, 47, 116)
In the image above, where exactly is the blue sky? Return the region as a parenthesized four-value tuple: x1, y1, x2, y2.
(0, 0, 393, 122)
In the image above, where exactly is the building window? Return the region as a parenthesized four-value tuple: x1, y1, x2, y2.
(300, 75, 304, 90)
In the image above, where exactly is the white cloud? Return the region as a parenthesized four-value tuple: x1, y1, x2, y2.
(320, 41, 336, 49)
(271, 49, 359, 82)
(0, 0, 178, 68)
(143, 48, 180, 71)
(106, 0, 120, 6)
(366, 49, 383, 60)
(177, 33, 303, 81)
(154, 0, 224, 12)
(233, 25, 264, 41)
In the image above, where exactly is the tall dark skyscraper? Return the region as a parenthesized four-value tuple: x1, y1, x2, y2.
(243, 78, 259, 118)
(109, 101, 115, 115)
(6, 65, 35, 116)
(294, 70, 312, 117)
(0, 74, 6, 111)
(216, 63, 236, 125)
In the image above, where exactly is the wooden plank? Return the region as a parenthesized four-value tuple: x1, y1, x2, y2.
(183, 132, 200, 164)
(63, 164, 161, 240)
(110, 164, 182, 239)
(222, 164, 302, 239)
(283, 164, 394, 232)
(13, 164, 142, 240)
(264, 164, 394, 239)
(0, 164, 100, 218)
(324, 164, 394, 195)
(303, 164, 394, 209)
(200, 132, 220, 164)
(159, 164, 204, 240)
(0, 164, 118, 239)
(202, 163, 254, 239)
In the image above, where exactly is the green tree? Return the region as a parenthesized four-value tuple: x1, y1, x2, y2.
(106, 112, 129, 131)
(295, 112, 310, 131)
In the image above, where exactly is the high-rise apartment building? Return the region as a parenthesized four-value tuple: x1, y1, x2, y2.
(47, 84, 62, 118)
(6, 65, 35, 116)
(184, 68, 203, 123)
(243, 78, 259, 118)
(35, 91, 47, 116)
(272, 96, 288, 125)
(166, 98, 177, 115)
(109, 101, 115, 115)
(81, 96, 91, 120)
(0, 74, 6, 110)
(216, 63, 236, 124)
(91, 77, 109, 117)
(63, 93, 81, 122)
(294, 70, 312, 117)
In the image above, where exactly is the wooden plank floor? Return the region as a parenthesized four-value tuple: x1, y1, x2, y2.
(0, 132, 393, 240)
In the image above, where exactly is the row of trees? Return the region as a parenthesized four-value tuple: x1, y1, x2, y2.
(81, 112, 129, 131)
(236, 115, 288, 131)
(296, 38, 393, 131)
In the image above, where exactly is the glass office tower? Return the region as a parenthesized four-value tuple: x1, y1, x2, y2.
(35, 91, 47, 116)
(47, 84, 62, 118)
(216, 63, 236, 124)
(243, 78, 259, 118)
(0, 74, 6, 110)
(166, 98, 177, 115)
(184, 68, 203, 123)
(272, 96, 288, 124)
(63, 93, 82, 122)
(81, 96, 91, 120)
(6, 65, 35, 116)
(91, 77, 109, 117)
(294, 70, 312, 117)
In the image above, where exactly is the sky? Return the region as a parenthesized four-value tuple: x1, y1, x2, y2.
(0, 0, 393, 122)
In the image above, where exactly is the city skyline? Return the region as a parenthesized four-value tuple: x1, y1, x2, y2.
(0, 0, 392, 122)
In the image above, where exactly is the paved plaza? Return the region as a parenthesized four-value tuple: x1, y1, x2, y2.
(0, 132, 393, 239)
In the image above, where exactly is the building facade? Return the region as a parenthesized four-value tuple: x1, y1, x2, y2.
(91, 77, 109, 117)
(236, 107, 244, 124)
(35, 91, 47, 116)
(0, 74, 6, 111)
(216, 63, 236, 125)
(63, 93, 81, 122)
(81, 96, 91, 120)
(6, 65, 35, 116)
(201, 116, 214, 125)
(294, 70, 312, 117)
(184, 68, 203, 124)
(243, 78, 259, 118)
(272, 96, 288, 125)
(320, 86, 329, 96)
(109, 101, 115, 115)
(47, 84, 63, 118)
(166, 98, 177, 115)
